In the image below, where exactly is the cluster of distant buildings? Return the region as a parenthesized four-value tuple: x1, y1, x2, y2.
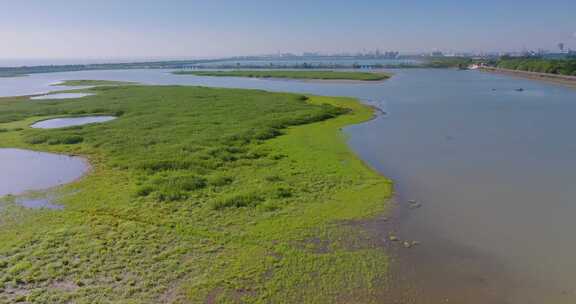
(264, 43, 575, 60)
(272, 50, 401, 59)
(426, 42, 575, 59)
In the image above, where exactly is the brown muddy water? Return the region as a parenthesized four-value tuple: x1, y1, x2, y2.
(1, 68, 575, 302)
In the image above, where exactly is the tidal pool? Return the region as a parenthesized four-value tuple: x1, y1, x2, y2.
(0, 148, 89, 197)
(31, 116, 116, 129)
(30, 93, 94, 100)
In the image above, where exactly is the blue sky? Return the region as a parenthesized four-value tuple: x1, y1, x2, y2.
(1, 0, 575, 59)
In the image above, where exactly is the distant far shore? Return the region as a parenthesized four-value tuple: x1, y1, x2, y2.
(173, 70, 392, 82)
(480, 66, 576, 88)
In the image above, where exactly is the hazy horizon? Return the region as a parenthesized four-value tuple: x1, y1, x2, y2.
(1, 0, 575, 60)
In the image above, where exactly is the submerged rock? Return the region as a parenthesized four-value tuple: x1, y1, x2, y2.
(402, 240, 420, 249)
(407, 200, 422, 209)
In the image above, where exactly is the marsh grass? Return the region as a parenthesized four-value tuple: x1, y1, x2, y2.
(174, 70, 391, 81)
(0, 84, 392, 303)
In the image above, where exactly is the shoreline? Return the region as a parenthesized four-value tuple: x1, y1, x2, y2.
(0, 147, 91, 198)
(480, 67, 576, 89)
(265, 76, 390, 84)
(173, 70, 392, 82)
(0, 85, 394, 303)
(343, 92, 519, 303)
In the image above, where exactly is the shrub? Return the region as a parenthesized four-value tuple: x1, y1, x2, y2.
(253, 127, 282, 140)
(212, 192, 263, 210)
(164, 174, 207, 191)
(259, 201, 282, 211)
(269, 153, 285, 160)
(275, 187, 293, 198)
(138, 174, 208, 201)
(137, 160, 199, 172)
(47, 135, 84, 145)
(208, 174, 234, 187)
(264, 175, 283, 182)
(152, 189, 188, 202)
(136, 186, 154, 197)
(25, 135, 48, 144)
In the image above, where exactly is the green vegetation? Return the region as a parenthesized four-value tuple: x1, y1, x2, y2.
(54, 80, 138, 86)
(496, 58, 576, 76)
(174, 70, 391, 81)
(423, 57, 474, 69)
(0, 59, 229, 76)
(0, 84, 392, 303)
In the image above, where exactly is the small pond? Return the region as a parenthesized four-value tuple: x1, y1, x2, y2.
(30, 93, 94, 100)
(0, 148, 89, 197)
(31, 116, 116, 129)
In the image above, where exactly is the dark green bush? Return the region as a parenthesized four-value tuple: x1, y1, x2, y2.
(264, 175, 283, 182)
(25, 135, 48, 144)
(47, 135, 84, 145)
(212, 192, 263, 210)
(208, 174, 234, 187)
(275, 187, 293, 198)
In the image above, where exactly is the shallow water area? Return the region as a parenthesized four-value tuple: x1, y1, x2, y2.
(0, 148, 89, 197)
(31, 116, 116, 129)
(30, 93, 94, 100)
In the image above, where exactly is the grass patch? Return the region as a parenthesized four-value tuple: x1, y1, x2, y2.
(174, 70, 391, 81)
(0, 83, 392, 303)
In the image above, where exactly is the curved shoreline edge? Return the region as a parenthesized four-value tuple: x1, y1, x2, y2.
(0, 148, 90, 198)
(0, 85, 393, 303)
(480, 67, 576, 89)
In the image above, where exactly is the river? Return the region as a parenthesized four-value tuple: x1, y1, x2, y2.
(1, 68, 575, 303)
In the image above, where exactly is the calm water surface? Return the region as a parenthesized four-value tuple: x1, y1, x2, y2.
(345, 70, 576, 303)
(0, 148, 88, 197)
(31, 116, 116, 129)
(31, 92, 94, 100)
(1, 69, 575, 303)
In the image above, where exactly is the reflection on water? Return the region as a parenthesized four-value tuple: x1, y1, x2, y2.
(1, 68, 576, 303)
(31, 116, 116, 129)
